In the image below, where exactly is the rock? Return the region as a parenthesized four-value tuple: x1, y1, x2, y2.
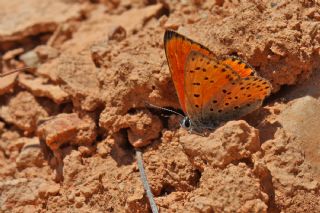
(183, 164, 268, 212)
(79, 177, 101, 198)
(110, 4, 163, 33)
(0, 91, 48, 133)
(5, 137, 34, 156)
(63, 3, 163, 52)
(1, 134, 26, 161)
(35, 59, 61, 82)
(34, 45, 60, 61)
(0, 178, 48, 211)
(125, 186, 146, 212)
(107, 25, 126, 41)
(101, 109, 163, 147)
(36, 113, 96, 151)
(126, 109, 163, 147)
(57, 54, 103, 111)
(0, 71, 18, 95)
(180, 120, 260, 170)
(20, 45, 60, 68)
(258, 128, 320, 211)
(18, 73, 70, 104)
(98, 27, 177, 133)
(96, 138, 112, 157)
(53, 4, 164, 112)
(19, 50, 40, 67)
(16, 137, 45, 169)
(2, 48, 24, 61)
(78, 145, 95, 157)
(38, 182, 60, 198)
(0, 164, 16, 178)
(278, 96, 320, 180)
(62, 150, 85, 183)
(74, 195, 85, 208)
(0, 0, 83, 45)
(0, 121, 4, 131)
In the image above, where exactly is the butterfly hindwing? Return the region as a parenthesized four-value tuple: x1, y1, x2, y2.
(164, 30, 214, 113)
(184, 51, 272, 128)
(202, 75, 272, 125)
(220, 56, 256, 78)
(183, 51, 241, 123)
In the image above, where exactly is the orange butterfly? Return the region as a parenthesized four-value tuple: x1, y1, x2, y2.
(164, 30, 271, 133)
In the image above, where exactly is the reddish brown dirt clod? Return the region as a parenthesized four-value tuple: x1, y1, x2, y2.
(181, 120, 260, 171)
(18, 73, 69, 104)
(0, 91, 48, 133)
(36, 113, 96, 151)
(0, 72, 18, 95)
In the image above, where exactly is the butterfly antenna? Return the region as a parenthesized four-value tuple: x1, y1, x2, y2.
(145, 102, 185, 118)
(0, 67, 33, 77)
(136, 149, 159, 213)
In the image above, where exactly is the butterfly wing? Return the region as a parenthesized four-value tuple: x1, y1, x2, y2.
(184, 51, 271, 130)
(220, 56, 256, 77)
(164, 30, 214, 112)
(183, 51, 241, 127)
(201, 75, 272, 125)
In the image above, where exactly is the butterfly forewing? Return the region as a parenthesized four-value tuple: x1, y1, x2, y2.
(164, 30, 214, 113)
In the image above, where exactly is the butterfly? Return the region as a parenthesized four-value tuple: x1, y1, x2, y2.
(164, 30, 272, 133)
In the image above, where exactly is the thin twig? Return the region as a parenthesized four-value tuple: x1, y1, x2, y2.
(0, 67, 32, 77)
(136, 149, 159, 213)
(47, 24, 62, 47)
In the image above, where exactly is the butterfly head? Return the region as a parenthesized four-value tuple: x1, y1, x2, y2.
(180, 116, 213, 136)
(180, 116, 192, 131)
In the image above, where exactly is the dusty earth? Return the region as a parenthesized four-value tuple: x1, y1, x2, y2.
(0, 0, 320, 212)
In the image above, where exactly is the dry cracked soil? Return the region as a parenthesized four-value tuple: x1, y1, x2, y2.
(0, 0, 320, 212)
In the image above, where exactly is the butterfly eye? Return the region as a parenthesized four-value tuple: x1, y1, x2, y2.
(180, 117, 192, 130)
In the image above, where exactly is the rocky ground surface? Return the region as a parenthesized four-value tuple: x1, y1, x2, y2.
(0, 0, 320, 212)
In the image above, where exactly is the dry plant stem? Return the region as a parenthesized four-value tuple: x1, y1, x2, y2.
(0, 67, 32, 77)
(0, 69, 21, 77)
(136, 149, 159, 213)
(47, 24, 62, 47)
